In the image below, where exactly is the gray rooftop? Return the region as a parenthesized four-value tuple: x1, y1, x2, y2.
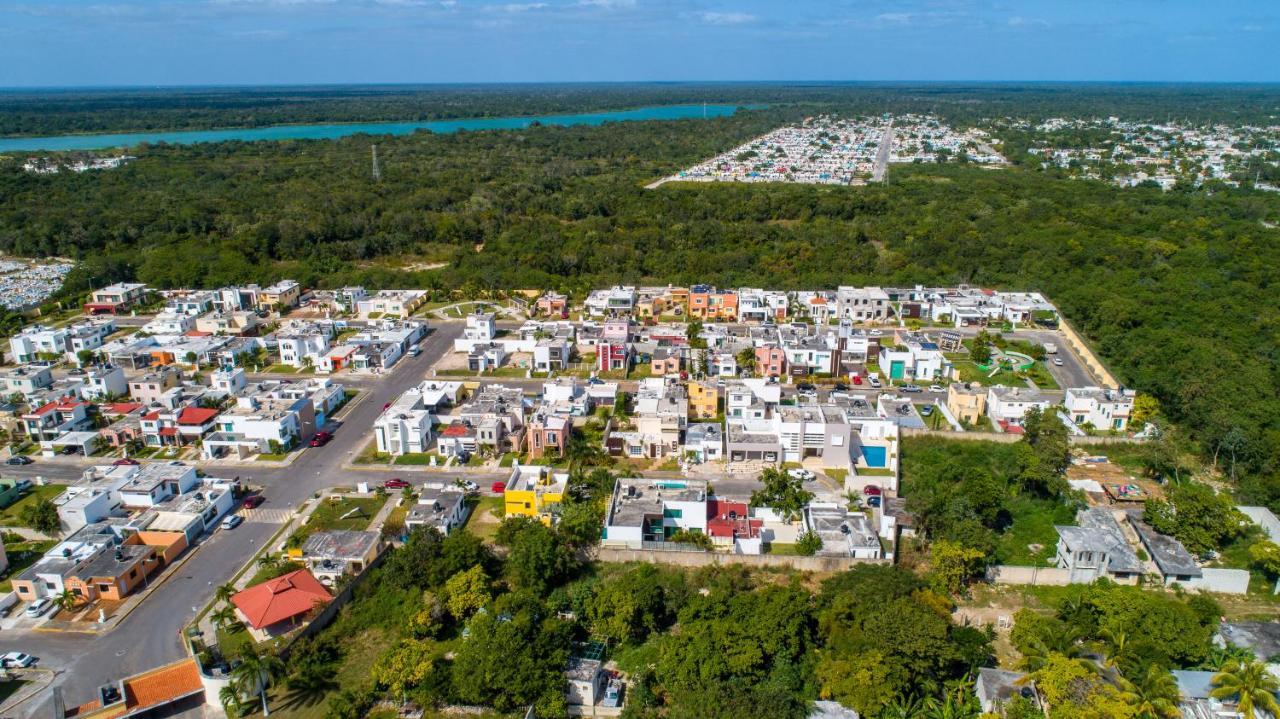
(301, 529, 381, 560)
(1126, 512, 1202, 578)
(1056, 508, 1143, 575)
(805, 505, 879, 556)
(608, 478, 706, 529)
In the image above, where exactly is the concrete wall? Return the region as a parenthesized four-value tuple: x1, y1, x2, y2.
(1182, 568, 1250, 595)
(901, 427, 1146, 446)
(986, 565, 1075, 587)
(595, 547, 887, 571)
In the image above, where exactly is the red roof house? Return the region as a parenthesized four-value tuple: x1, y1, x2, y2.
(706, 499, 762, 541)
(231, 569, 332, 633)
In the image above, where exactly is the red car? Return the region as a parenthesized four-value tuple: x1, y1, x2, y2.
(310, 431, 332, 448)
(113, 458, 140, 466)
(491, 481, 506, 494)
(851, 375, 863, 385)
(383, 402, 392, 411)
(384, 478, 411, 490)
(862, 485, 882, 497)
(243, 495, 265, 509)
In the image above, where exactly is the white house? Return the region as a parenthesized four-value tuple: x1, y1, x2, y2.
(1064, 387, 1135, 432)
(373, 396, 435, 457)
(406, 485, 468, 534)
(986, 386, 1053, 431)
(81, 365, 128, 400)
(601, 478, 708, 546)
(278, 333, 331, 369)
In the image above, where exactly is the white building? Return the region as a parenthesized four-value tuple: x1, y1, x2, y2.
(406, 484, 469, 534)
(601, 478, 708, 546)
(355, 289, 427, 319)
(373, 387, 435, 456)
(1064, 387, 1135, 432)
(803, 503, 882, 559)
(986, 386, 1054, 431)
(82, 365, 128, 400)
(278, 333, 331, 369)
(836, 286, 890, 323)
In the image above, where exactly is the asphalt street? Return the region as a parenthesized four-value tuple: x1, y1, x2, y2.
(7, 322, 464, 718)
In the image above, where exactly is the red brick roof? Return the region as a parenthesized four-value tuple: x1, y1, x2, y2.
(232, 569, 331, 629)
(706, 499, 762, 540)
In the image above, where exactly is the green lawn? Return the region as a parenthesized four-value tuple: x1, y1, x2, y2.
(262, 364, 299, 374)
(289, 497, 385, 545)
(256, 453, 290, 461)
(217, 622, 256, 660)
(765, 543, 800, 555)
(0, 484, 65, 527)
(0, 539, 56, 591)
(993, 496, 1077, 566)
(393, 453, 447, 466)
(463, 496, 504, 542)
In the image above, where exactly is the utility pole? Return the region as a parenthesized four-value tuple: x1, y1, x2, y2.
(371, 144, 382, 182)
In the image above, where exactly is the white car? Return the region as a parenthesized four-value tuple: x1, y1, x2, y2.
(1053, 358, 1064, 366)
(1, 652, 36, 668)
(459, 480, 479, 492)
(25, 598, 52, 618)
(221, 515, 244, 530)
(787, 468, 816, 482)
(929, 385, 944, 392)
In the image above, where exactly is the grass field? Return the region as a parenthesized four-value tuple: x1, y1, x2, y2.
(288, 496, 385, 546)
(993, 496, 1078, 566)
(0, 484, 64, 527)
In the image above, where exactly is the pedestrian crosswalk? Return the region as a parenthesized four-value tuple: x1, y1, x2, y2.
(236, 507, 292, 524)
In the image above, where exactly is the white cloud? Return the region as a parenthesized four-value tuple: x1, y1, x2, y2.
(698, 10, 756, 25)
(875, 12, 912, 25)
(579, 0, 636, 7)
(491, 1, 546, 11)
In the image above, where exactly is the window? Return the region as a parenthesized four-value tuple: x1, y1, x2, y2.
(98, 583, 111, 593)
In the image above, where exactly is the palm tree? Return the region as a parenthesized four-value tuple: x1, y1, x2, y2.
(1091, 628, 1132, 672)
(1018, 626, 1094, 674)
(54, 588, 79, 612)
(1117, 663, 1180, 719)
(219, 685, 243, 718)
(231, 645, 285, 717)
(211, 605, 239, 630)
(215, 582, 238, 605)
(1212, 660, 1280, 719)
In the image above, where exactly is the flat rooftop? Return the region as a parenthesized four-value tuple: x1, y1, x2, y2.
(608, 478, 707, 529)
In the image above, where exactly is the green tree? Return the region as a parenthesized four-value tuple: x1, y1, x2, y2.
(20, 497, 61, 535)
(1211, 660, 1280, 719)
(54, 588, 79, 612)
(928, 540, 986, 595)
(587, 565, 668, 645)
(442, 565, 490, 621)
(795, 531, 823, 556)
(370, 640, 435, 702)
(504, 520, 575, 593)
(1117, 663, 1180, 719)
(211, 605, 239, 630)
(749, 467, 814, 523)
(1143, 482, 1245, 554)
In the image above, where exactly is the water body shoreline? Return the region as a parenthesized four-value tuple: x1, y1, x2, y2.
(0, 104, 753, 152)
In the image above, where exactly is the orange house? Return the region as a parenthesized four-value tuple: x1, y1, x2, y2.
(689, 288, 739, 321)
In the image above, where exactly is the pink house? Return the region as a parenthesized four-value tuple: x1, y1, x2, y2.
(754, 346, 787, 378)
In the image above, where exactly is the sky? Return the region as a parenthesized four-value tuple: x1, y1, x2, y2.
(1, 0, 1278, 86)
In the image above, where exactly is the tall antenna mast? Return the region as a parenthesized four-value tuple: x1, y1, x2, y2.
(371, 144, 382, 182)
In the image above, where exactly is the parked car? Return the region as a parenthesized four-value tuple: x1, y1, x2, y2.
(867, 495, 882, 508)
(384, 478, 411, 490)
(459, 480, 479, 492)
(491, 481, 507, 494)
(929, 384, 944, 392)
(221, 515, 244, 530)
(5, 456, 33, 465)
(383, 402, 393, 411)
(868, 377, 882, 388)
(1053, 358, 1064, 366)
(851, 375, 863, 385)
(25, 599, 52, 618)
(787, 468, 816, 482)
(310, 431, 333, 448)
(796, 382, 816, 392)
(113, 458, 140, 466)
(920, 405, 934, 416)
(409, 344, 422, 357)
(58, 445, 79, 455)
(862, 485, 882, 496)
(868, 329, 882, 337)
(834, 383, 850, 392)
(1, 652, 36, 669)
(900, 384, 922, 393)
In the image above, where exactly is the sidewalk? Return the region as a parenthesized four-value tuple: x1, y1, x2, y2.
(0, 668, 55, 715)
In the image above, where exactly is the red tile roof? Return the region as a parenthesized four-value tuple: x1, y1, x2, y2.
(142, 411, 161, 421)
(706, 499, 762, 540)
(104, 402, 143, 415)
(441, 422, 473, 437)
(232, 569, 331, 629)
(177, 406, 219, 425)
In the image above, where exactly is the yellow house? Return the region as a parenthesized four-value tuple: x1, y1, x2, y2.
(688, 382, 719, 419)
(947, 383, 987, 425)
(504, 465, 569, 524)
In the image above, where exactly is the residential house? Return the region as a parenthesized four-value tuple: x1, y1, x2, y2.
(354, 289, 427, 319)
(231, 569, 332, 636)
(706, 498, 763, 554)
(583, 286, 636, 317)
(1064, 387, 1135, 431)
(1127, 513, 1203, 586)
(278, 332, 330, 369)
(209, 367, 248, 398)
(725, 378, 781, 420)
(596, 341, 630, 373)
(533, 338, 571, 372)
(467, 343, 507, 372)
(803, 503, 881, 559)
(835, 286, 890, 323)
(986, 386, 1053, 432)
(878, 333, 948, 382)
(650, 347, 684, 376)
(736, 288, 788, 323)
(601, 478, 708, 546)
(688, 381, 719, 419)
(707, 351, 738, 378)
(1, 365, 53, 397)
(257, 280, 302, 310)
(81, 365, 128, 401)
(164, 290, 215, 316)
(139, 405, 220, 448)
(504, 465, 569, 524)
(22, 398, 93, 441)
(195, 311, 262, 337)
(525, 409, 570, 460)
(141, 311, 196, 336)
(374, 386, 436, 456)
(458, 385, 527, 453)
(296, 530, 384, 585)
(407, 485, 469, 535)
(781, 335, 838, 376)
(118, 463, 200, 507)
(683, 422, 723, 463)
(128, 367, 183, 405)
(1054, 508, 1143, 584)
(688, 285, 739, 321)
(946, 383, 987, 425)
(753, 346, 787, 378)
(534, 291, 569, 317)
(435, 421, 478, 459)
(84, 282, 148, 314)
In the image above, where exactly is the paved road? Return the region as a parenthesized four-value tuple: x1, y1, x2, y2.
(9, 322, 464, 718)
(871, 120, 893, 182)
